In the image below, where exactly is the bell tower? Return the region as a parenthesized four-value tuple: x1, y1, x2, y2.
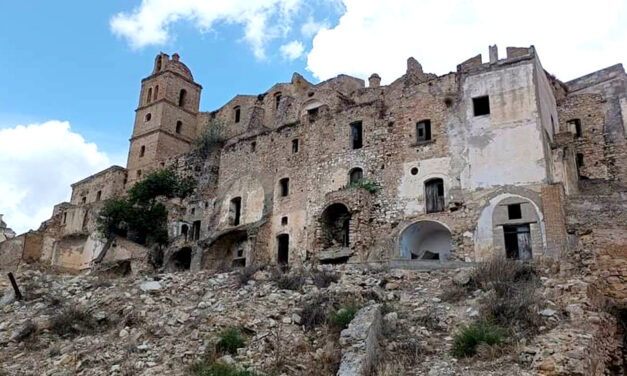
(126, 52, 202, 185)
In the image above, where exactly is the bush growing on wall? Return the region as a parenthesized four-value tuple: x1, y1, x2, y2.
(98, 168, 196, 246)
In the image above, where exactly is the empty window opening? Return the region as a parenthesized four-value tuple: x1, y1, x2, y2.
(251, 142, 256, 152)
(568, 119, 582, 138)
(275, 92, 282, 109)
(229, 197, 242, 226)
(473, 96, 490, 116)
(320, 203, 351, 249)
(503, 224, 532, 260)
(181, 224, 189, 240)
(351, 121, 363, 149)
(81, 196, 87, 204)
(277, 234, 289, 265)
(147, 88, 152, 104)
(178, 89, 187, 107)
(191, 208, 195, 215)
(281, 216, 288, 226)
(508, 203, 522, 220)
(96, 191, 102, 202)
(171, 247, 192, 271)
(279, 178, 289, 197)
(192, 220, 201, 241)
(416, 120, 432, 142)
(234, 106, 241, 123)
(349, 168, 363, 184)
(292, 139, 299, 153)
(145, 113, 151, 122)
(62, 212, 67, 225)
(137, 170, 142, 179)
(425, 178, 445, 213)
(411, 167, 419, 175)
(140, 145, 145, 157)
(444, 98, 453, 108)
(153, 85, 159, 101)
(176, 121, 182, 134)
(156, 57, 162, 71)
(307, 107, 319, 122)
(232, 247, 246, 268)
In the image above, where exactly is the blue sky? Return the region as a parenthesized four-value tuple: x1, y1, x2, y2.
(1, 0, 625, 234)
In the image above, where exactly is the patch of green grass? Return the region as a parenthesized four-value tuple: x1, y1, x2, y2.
(452, 321, 507, 358)
(342, 179, 380, 194)
(190, 361, 255, 376)
(330, 305, 360, 329)
(216, 328, 245, 355)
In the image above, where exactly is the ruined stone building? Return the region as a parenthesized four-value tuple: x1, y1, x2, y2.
(0, 215, 15, 243)
(1, 46, 626, 292)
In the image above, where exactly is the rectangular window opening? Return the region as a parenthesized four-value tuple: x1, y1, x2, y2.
(507, 203, 522, 220)
(292, 139, 299, 153)
(473, 96, 490, 116)
(351, 121, 363, 149)
(279, 178, 289, 197)
(230, 197, 242, 226)
(416, 120, 432, 142)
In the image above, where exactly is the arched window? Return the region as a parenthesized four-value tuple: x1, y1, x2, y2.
(178, 89, 187, 107)
(229, 197, 242, 226)
(147, 88, 152, 104)
(140, 145, 145, 157)
(425, 178, 444, 213)
(145, 113, 151, 122)
(153, 85, 159, 101)
(156, 56, 162, 72)
(349, 168, 363, 184)
(234, 106, 241, 123)
(176, 121, 182, 134)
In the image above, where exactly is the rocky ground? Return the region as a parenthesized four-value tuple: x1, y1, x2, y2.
(0, 262, 621, 375)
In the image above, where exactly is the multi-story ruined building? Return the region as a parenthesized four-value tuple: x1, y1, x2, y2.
(2, 46, 626, 284)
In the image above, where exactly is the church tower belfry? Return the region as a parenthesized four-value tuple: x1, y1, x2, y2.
(126, 52, 202, 185)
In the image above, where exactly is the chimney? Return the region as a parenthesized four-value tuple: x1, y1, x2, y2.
(368, 73, 381, 88)
(172, 53, 180, 62)
(489, 45, 498, 64)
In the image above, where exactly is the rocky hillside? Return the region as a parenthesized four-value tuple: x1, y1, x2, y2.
(0, 261, 623, 375)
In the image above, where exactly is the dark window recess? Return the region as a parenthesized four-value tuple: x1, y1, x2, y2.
(147, 88, 152, 104)
(307, 107, 319, 122)
(292, 139, 299, 153)
(576, 153, 586, 178)
(181, 225, 189, 240)
(153, 85, 159, 101)
(351, 121, 363, 149)
(279, 178, 289, 197)
(349, 168, 363, 184)
(425, 178, 445, 213)
(230, 197, 242, 226)
(568, 119, 582, 138)
(234, 107, 241, 123)
(137, 170, 142, 179)
(281, 216, 288, 226)
(473, 96, 490, 116)
(81, 196, 87, 204)
(503, 224, 532, 260)
(140, 146, 145, 157)
(508, 203, 522, 220)
(191, 208, 195, 215)
(275, 93, 282, 109)
(145, 113, 151, 122)
(176, 121, 182, 134)
(192, 220, 201, 241)
(277, 234, 289, 265)
(96, 191, 102, 202)
(178, 89, 187, 107)
(416, 120, 432, 142)
(251, 142, 256, 152)
(411, 167, 419, 175)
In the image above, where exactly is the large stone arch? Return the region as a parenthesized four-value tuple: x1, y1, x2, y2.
(398, 220, 453, 260)
(474, 191, 546, 261)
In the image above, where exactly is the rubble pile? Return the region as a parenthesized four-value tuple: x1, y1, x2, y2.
(0, 263, 623, 375)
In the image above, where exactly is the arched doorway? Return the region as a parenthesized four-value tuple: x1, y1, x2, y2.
(400, 221, 452, 260)
(320, 203, 351, 248)
(171, 247, 192, 270)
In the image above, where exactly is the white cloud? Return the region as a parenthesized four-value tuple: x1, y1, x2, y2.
(110, 0, 304, 59)
(300, 16, 328, 38)
(280, 40, 305, 60)
(0, 121, 112, 235)
(306, 0, 627, 83)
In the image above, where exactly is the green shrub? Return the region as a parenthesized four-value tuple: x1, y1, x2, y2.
(342, 178, 380, 194)
(452, 321, 507, 358)
(190, 361, 255, 376)
(330, 305, 360, 329)
(216, 328, 245, 355)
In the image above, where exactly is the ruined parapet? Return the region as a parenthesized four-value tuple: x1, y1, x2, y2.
(0, 214, 16, 242)
(337, 304, 382, 376)
(368, 73, 381, 88)
(404, 57, 436, 86)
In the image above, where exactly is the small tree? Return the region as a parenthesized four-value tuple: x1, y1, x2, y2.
(191, 122, 225, 159)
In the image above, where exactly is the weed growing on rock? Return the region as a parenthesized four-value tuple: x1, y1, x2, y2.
(330, 305, 360, 329)
(216, 328, 245, 355)
(51, 307, 100, 337)
(452, 320, 507, 358)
